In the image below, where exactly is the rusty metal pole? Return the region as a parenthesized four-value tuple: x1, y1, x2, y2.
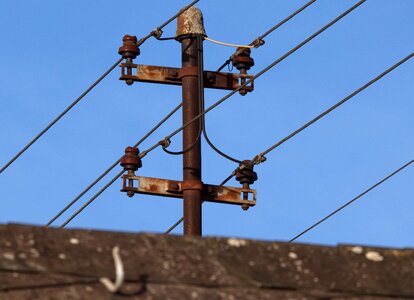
(177, 8, 205, 236)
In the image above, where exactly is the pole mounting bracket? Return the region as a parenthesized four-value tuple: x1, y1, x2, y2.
(119, 63, 254, 93)
(121, 175, 256, 209)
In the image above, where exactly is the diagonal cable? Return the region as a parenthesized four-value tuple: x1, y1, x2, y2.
(204, 0, 318, 164)
(1, 0, 200, 176)
(217, 0, 318, 72)
(46, 0, 201, 227)
(146, 0, 367, 163)
(59, 0, 365, 228)
(163, 0, 367, 234)
(136, 0, 201, 46)
(47, 102, 182, 227)
(289, 159, 414, 242)
(250, 52, 413, 164)
(0, 57, 123, 175)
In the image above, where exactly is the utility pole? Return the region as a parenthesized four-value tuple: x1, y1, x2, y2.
(177, 8, 205, 236)
(118, 7, 257, 237)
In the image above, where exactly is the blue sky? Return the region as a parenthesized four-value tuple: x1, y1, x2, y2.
(0, 0, 412, 247)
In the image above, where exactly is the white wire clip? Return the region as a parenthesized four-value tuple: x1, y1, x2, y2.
(100, 246, 125, 293)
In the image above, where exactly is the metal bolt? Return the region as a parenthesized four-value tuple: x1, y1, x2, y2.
(206, 72, 214, 82)
(170, 182, 179, 190)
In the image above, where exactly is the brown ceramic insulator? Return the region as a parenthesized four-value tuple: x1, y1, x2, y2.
(118, 35, 140, 59)
(120, 146, 142, 171)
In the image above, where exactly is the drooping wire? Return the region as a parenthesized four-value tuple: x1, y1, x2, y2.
(203, 0, 318, 163)
(150, 0, 367, 161)
(58, 0, 365, 228)
(47, 102, 182, 227)
(289, 159, 414, 243)
(161, 35, 205, 156)
(154, 0, 319, 163)
(0, 57, 123, 175)
(163, 0, 373, 235)
(250, 52, 414, 165)
(202, 52, 413, 233)
(196, 52, 414, 238)
(217, 0, 318, 72)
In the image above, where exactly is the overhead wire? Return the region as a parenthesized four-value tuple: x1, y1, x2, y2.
(137, 0, 201, 46)
(58, 0, 366, 228)
(164, 0, 390, 235)
(204, 0, 318, 163)
(46, 102, 182, 226)
(140, 0, 319, 164)
(0, 0, 200, 176)
(195, 52, 413, 234)
(250, 52, 414, 165)
(217, 0, 318, 72)
(157, 0, 367, 164)
(46, 0, 202, 227)
(0, 57, 123, 175)
(151, 1, 319, 163)
(289, 159, 414, 243)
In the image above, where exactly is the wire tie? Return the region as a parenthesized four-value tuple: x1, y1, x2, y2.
(252, 38, 265, 48)
(253, 154, 267, 165)
(152, 27, 163, 39)
(159, 138, 171, 149)
(100, 246, 125, 294)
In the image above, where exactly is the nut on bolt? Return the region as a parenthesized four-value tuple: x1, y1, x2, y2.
(235, 160, 258, 211)
(232, 47, 255, 96)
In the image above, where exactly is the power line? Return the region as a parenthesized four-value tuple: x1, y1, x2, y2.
(47, 102, 182, 227)
(158, 0, 201, 33)
(59, 170, 123, 228)
(0, 0, 200, 176)
(164, 1, 414, 237)
(289, 159, 414, 243)
(0, 57, 123, 175)
(202, 52, 413, 235)
(56, 0, 365, 228)
(46, 0, 202, 227)
(204, 0, 318, 164)
(251, 52, 414, 165)
(217, 0, 318, 72)
(156, 0, 366, 163)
